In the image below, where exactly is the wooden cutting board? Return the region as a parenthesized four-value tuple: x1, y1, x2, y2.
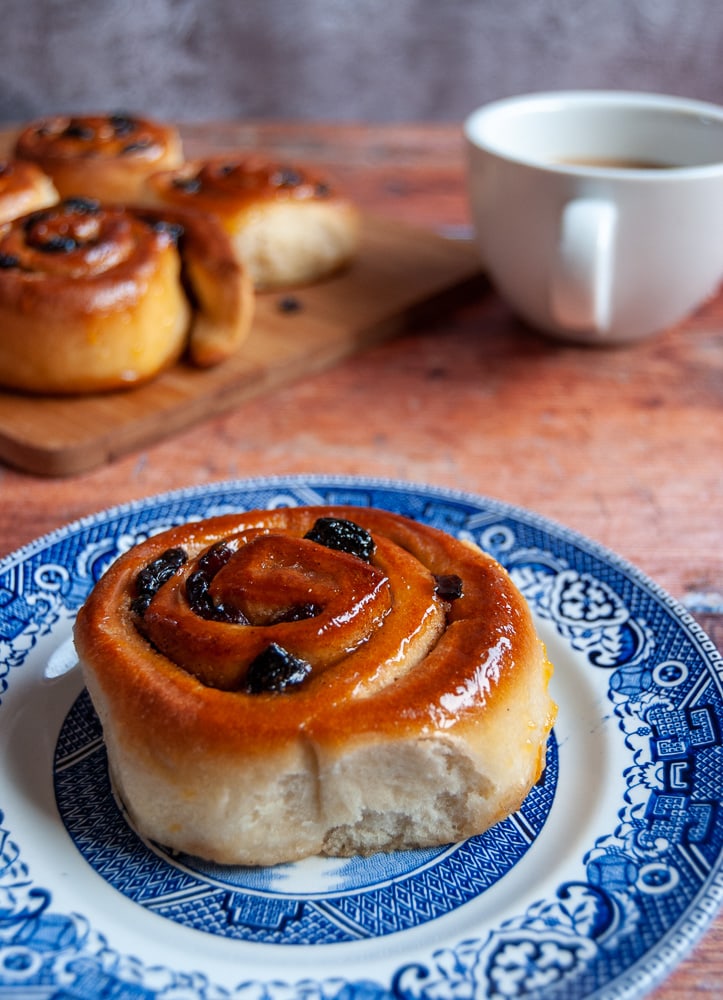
(0, 215, 484, 477)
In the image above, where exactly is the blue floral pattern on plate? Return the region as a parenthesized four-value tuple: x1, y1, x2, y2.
(1, 475, 721, 999)
(53, 689, 558, 945)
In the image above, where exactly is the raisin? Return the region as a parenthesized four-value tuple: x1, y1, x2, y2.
(245, 643, 311, 693)
(186, 567, 233, 621)
(110, 114, 137, 136)
(304, 517, 375, 562)
(269, 603, 321, 624)
(62, 197, 101, 215)
(132, 546, 188, 614)
(130, 593, 153, 616)
(186, 567, 213, 616)
(0, 254, 19, 269)
(271, 166, 303, 188)
(217, 604, 249, 624)
(278, 295, 302, 314)
(136, 546, 188, 593)
(198, 541, 234, 576)
(148, 219, 184, 244)
(186, 542, 248, 623)
(314, 182, 331, 197)
(434, 574, 463, 601)
(64, 122, 95, 141)
(172, 176, 202, 194)
(24, 199, 98, 231)
(40, 235, 78, 253)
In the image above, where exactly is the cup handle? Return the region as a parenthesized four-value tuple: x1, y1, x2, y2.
(550, 198, 617, 335)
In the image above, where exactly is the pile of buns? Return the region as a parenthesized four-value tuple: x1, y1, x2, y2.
(0, 113, 360, 394)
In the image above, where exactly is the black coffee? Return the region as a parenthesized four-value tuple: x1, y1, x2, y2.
(556, 156, 679, 170)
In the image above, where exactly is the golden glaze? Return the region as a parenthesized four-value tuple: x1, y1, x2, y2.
(0, 159, 58, 224)
(146, 156, 339, 214)
(0, 202, 175, 312)
(16, 114, 178, 161)
(15, 114, 183, 202)
(144, 155, 361, 291)
(74, 505, 544, 754)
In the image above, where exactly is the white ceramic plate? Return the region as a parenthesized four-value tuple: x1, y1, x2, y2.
(1, 475, 721, 999)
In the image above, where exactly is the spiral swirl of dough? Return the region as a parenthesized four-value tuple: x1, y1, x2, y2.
(15, 113, 183, 201)
(1, 197, 167, 281)
(76, 505, 544, 745)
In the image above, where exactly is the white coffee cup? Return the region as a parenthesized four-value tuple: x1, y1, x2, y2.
(464, 91, 723, 344)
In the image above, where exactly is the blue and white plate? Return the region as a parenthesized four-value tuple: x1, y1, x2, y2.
(1, 475, 721, 999)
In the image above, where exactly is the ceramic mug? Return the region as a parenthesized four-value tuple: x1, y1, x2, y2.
(464, 91, 723, 344)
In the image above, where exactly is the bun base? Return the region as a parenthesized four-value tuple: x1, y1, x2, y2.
(81, 606, 553, 866)
(0, 243, 190, 394)
(75, 505, 556, 866)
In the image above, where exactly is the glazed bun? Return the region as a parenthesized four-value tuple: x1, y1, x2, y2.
(14, 113, 183, 203)
(144, 156, 360, 289)
(0, 198, 254, 394)
(74, 505, 556, 866)
(0, 159, 59, 224)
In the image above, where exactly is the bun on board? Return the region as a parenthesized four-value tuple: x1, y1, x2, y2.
(0, 199, 254, 394)
(0, 159, 59, 224)
(74, 505, 556, 866)
(15, 113, 183, 203)
(144, 156, 360, 289)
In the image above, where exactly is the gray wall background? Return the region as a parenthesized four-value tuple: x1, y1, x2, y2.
(1, 0, 722, 126)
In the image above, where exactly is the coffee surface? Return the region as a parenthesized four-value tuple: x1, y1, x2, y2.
(556, 156, 679, 170)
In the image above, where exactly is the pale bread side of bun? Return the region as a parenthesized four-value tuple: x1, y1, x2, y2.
(227, 198, 360, 290)
(83, 637, 552, 864)
(143, 158, 361, 290)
